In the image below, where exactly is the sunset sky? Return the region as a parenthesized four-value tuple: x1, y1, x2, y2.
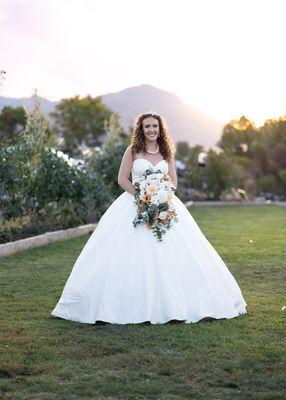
(1, 0, 285, 125)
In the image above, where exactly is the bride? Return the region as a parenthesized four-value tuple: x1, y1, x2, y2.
(51, 112, 247, 324)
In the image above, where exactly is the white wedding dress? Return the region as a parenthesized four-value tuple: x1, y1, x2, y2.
(51, 158, 247, 324)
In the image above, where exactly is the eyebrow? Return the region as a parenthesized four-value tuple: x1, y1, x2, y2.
(144, 123, 158, 127)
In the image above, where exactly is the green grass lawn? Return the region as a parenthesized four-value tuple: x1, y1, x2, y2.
(0, 206, 285, 400)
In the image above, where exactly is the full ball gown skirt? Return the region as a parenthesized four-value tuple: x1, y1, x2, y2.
(51, 159, 247, 324)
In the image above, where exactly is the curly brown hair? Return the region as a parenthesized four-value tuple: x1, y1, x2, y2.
(131, 112, 175, 161)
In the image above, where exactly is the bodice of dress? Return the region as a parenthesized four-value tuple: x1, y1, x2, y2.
(131, 159, 169, 184)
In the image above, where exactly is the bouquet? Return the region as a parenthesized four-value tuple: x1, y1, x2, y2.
(132, 169, 178, 241)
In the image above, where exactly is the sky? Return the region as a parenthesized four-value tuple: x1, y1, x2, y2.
(1, 0, 285, 125)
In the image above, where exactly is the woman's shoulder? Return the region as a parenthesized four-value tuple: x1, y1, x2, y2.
(122, 145, 139, 163)
(123, 145, 134, 156)
(126, 144, 139, 152)
(125, 145, 143, 161)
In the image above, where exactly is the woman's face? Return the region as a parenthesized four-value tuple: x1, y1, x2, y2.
(141, 117, 160, 143)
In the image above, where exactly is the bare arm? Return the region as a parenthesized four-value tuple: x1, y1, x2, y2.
(168, 156, 178, 190)
(118, 145, 137, 196)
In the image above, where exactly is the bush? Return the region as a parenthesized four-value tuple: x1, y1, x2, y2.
(257, 175, 280, 195)
(0, 93, 116, 242)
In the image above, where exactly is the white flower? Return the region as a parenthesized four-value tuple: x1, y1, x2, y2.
(159, 211, 167, 220)
(139, 181, 147, 191)
(158, 181, 166, 190)
(157, 189, 168, 203)
(146, 174, 154, 182)
(150, 194, 160, 205)
(145, 185, 157, 196)
(56, 150, 64, 158)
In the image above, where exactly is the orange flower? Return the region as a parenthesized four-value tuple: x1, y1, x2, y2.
(149, 186, 157, 195)
(142, 194, 151, 203)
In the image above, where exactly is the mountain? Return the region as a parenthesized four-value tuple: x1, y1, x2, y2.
(0, 95, 58, 116)
(102, 85, 223, 149)
(0, 85, 224, 148)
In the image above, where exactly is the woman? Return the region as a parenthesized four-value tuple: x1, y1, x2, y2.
(51, 112, 247, 324)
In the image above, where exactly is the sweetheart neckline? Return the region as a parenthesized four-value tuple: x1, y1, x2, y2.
(133, 158, 167, 168)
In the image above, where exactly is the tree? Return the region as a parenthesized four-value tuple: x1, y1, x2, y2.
(175, 141, 191, 161)
(50, 95, 113, 154)
(218, 115, 258, 157)
(0, 106, 26, 143)
(203, 150, 234, 199)
(250, 115, 286, 185)
(260, 115, 286, 147)
(104, 113, 129, 146)
(267, 143, 286, 174)
(256, 175, 279, 196)
(278, 169, 286, 195)
(183, 145, 206, 193)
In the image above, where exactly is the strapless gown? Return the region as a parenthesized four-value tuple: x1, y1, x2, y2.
(51, 159, 247, 324)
